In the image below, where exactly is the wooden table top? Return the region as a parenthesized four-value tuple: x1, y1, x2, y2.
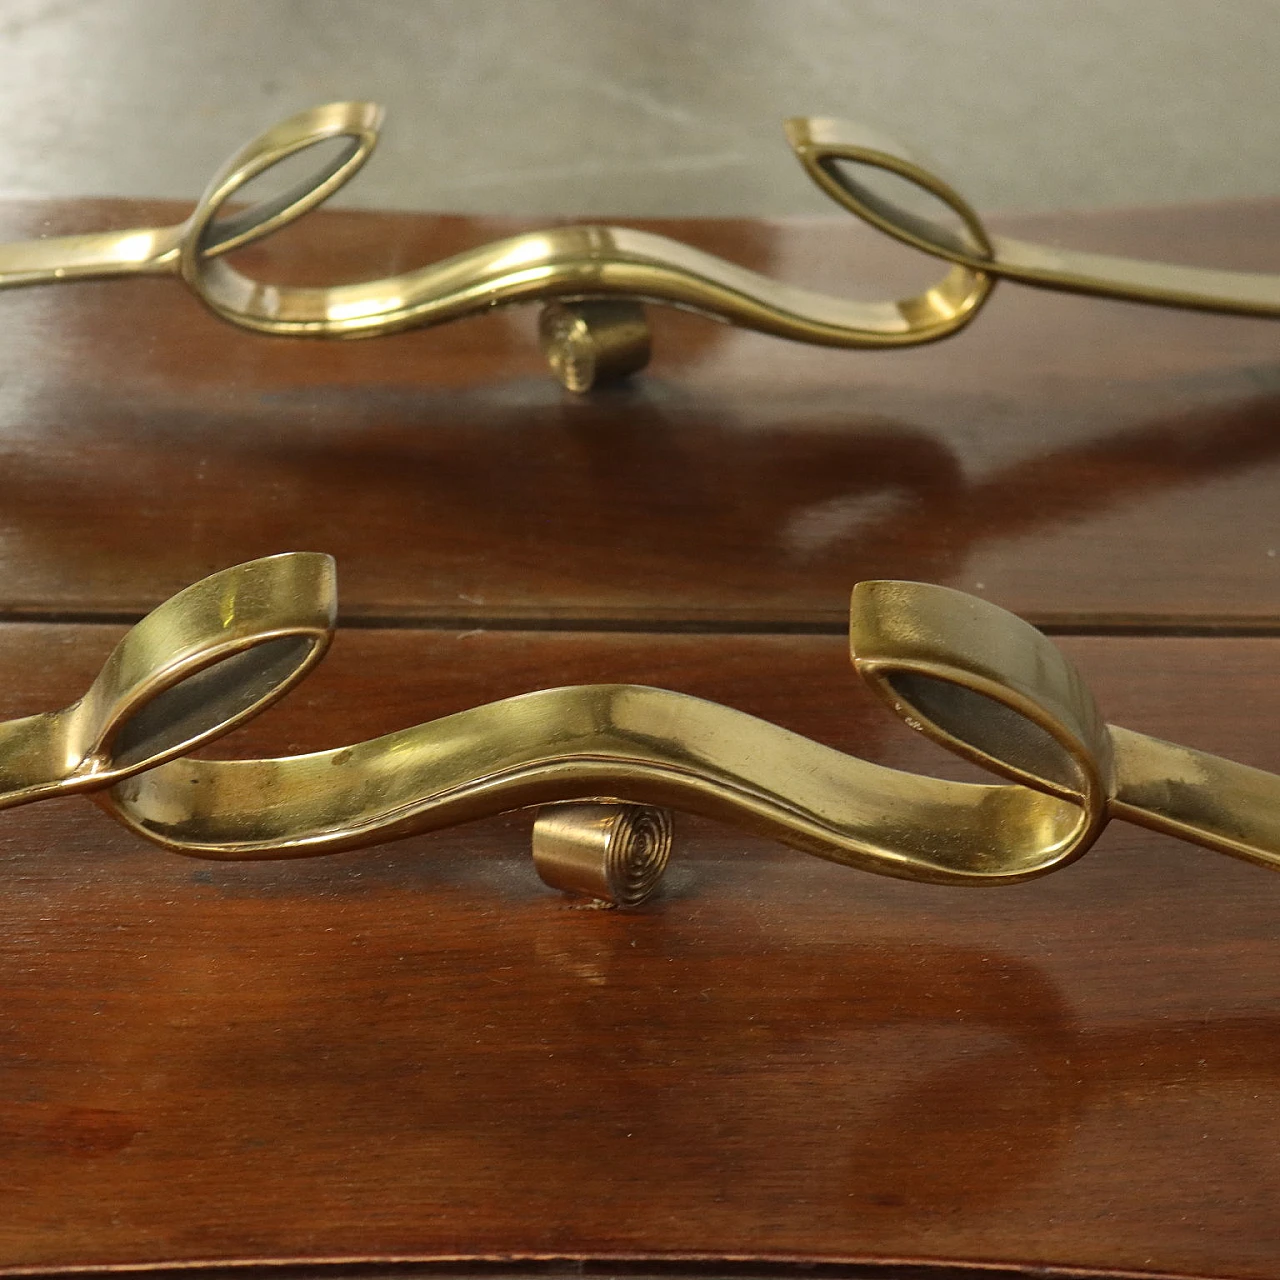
(0, 196, 1277, 1280)
(1, 196, 1278, 627)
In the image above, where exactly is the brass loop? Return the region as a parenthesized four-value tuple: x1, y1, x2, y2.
(786, 116, 1280, 319)
(849, 581, 1114, 808)
(0, 102, 994, 380)
(168, 104, 991, 353)
(532, 802, 672, 906)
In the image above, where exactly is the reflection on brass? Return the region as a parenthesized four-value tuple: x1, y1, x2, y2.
(792, 116, 1280, 319)
(0, 552, 1276, 894)
(1, 103, 1275, 388)
(532, 802, 672, 906)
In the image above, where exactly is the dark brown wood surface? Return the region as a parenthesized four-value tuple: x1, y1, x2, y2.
(0, 198, 1277, 626)
(1, 197, 1280, 1279)
(1, 626, 1279, 1277)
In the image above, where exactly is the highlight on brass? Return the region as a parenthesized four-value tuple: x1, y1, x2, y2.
(0, 552, 1277, 902)
(2, 103, 1275, 392)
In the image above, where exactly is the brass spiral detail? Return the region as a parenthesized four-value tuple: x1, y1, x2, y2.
(532, 802, 672, 907)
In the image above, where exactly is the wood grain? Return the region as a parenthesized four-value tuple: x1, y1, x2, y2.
(4, 194, 1280, 1278)
(0, 198, 1277, 626)
(0, 623, 1277, 1277)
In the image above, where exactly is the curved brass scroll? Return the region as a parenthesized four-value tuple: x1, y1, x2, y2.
(3, 103, 1274, 389)
(792, 117, 1280, 319)
(0, 102, 988, 389)
(0, 553, 333, 808)
(0, 553, 1277, 893)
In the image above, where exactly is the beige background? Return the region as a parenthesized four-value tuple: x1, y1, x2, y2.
(2, 0, 1277, 216)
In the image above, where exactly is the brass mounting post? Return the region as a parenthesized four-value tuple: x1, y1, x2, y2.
(532, 802, 672, 907)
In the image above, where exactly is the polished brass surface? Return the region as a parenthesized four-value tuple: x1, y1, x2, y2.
(0, 102, 989, 392)
(1, 103, 1276, 390)
(532, 801, 672, 905)
(0, 553, 1275, 891)
(793, 116, 1280, 318)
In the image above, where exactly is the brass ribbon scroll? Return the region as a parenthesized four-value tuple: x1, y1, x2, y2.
(1, 105, 1275, 390)
(1, 553, 1276, 905)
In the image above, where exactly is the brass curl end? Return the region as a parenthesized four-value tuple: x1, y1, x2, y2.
(3, 103, 1275, 390)
(533, 802, 672, 907)
(0, 553, 1275, 899)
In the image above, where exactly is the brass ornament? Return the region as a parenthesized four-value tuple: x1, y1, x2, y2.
(2, 104, 1275, 391)
(0, 553, 1276, 907)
